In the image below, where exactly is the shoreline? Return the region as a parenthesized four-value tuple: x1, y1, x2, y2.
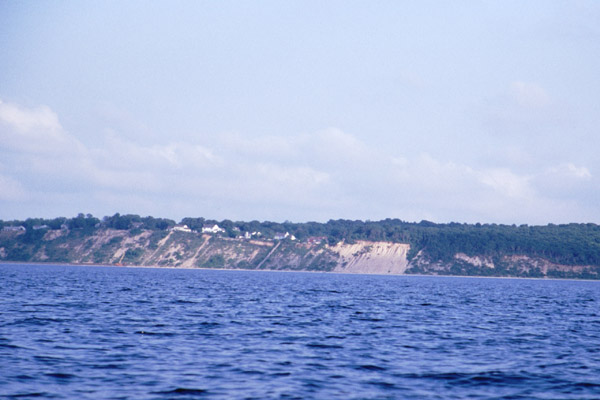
(1, 260, 598, 282)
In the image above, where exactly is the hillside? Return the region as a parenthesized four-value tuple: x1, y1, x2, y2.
(1, 214, 600, 279)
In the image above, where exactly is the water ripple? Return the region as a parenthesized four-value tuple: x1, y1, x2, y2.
(1, 264, 600, 399)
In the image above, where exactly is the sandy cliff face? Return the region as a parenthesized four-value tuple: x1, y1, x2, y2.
(454, 253, 495, 269)
(2, 228, 411, 273)
(329, 241, 410, 274)
(406, 250, 599, 279)
(2, 228, 598, 278)
(117, 233, 408, 273)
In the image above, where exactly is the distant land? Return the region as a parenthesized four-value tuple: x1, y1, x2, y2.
(1, 214, 600, 279)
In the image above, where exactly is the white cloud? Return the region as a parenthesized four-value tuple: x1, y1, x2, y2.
(479, 81, 564, 146)
(93, 131, 221, 171)
(0, 99, 598, 224)
(478, 168, 534, 199)
(531, 162, 595, 202)
(312, 128, 366, 159)
(216, 127, 374, 170)
(547, 163, 592, 180)
(218, 132, 298, 161)
(0, 173, 27, 201)
(0, 99, 85, 154)
(509, 81, 552, 109)
(0, 100, 61, 133)
(254, 163, 330, 187)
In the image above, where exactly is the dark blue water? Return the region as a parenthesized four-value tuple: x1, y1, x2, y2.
(1, 264, 599, 399)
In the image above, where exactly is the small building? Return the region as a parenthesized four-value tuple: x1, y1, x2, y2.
(33, 224, 50, 230)
(201, 224, 225, 234)
(236, 231, 252, 240)
(171, 224, 192, 233)
(274, 232, 295, 241)
(2, 226, 25, 232)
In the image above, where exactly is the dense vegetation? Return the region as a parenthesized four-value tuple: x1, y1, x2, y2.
(2, 214, 600, 267)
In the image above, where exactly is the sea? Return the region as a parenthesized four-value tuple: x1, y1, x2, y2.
(1, 263, 599, 399)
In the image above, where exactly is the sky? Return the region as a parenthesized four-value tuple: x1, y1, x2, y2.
(1, 1, 599, 225)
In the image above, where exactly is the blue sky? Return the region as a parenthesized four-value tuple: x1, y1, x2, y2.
(1, 1, 599, 224)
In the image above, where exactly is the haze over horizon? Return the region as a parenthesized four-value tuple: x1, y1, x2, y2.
(1, 2, 599, 225)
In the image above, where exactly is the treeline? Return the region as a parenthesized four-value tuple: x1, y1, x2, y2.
(2, 214, 600, 266)
(0, 214, 175, 233)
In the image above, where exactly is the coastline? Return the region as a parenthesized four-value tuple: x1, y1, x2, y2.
(2, 260, 598, 282)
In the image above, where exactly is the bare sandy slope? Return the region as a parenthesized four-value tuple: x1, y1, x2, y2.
(329, 241, 410, 274)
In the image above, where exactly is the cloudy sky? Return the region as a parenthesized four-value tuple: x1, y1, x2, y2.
(1, 1, 599, 224)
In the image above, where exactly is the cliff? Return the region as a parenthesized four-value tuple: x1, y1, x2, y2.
(0, 228, 407, 274)
(1, 227, 599, 279)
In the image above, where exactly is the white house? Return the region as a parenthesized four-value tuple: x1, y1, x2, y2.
(172, 224, 192, 233)
(274, 232, 296, 241)
(2, 226, 25, 232)
(236, 231, 252, 240)
(202, 224, 225, 234)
